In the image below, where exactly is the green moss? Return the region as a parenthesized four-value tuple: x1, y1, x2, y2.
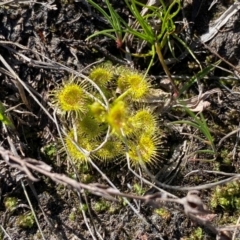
(41, 144, 57, 157)
(133, 183, 145, 195)
(16, 212, 35, 229)
(155, 208, 171, 221)
(220, 149, 232, 166)
(93, 200, 110, 213)
(108, 203, 120, 214)
(218, 212, 239, 225)
(69, 211, 76, 221)
(4, 197, 18, 212)
(211, 180, 240, 210)
(187, 227, 203, 240)
(78, 204, 88, 213)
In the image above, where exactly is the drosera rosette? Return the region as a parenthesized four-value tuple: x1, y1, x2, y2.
(127, 132, 162, 167)
(94, 137, 124, 162)
(77, 111, 108, 139)
(88, 62, 116, 100)
(127, 108, 158, 137)
(90, 98, 134, 139)
(51, 76, 92, 119)
(64, 128, 99, 164)
(89, 62, 114, 88)
(89, 101, 108, 123)
(116, 67, 151, 101)
(106, 100, 129, 136)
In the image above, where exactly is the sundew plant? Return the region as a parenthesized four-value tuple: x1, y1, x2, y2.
(51, 63, 163, 167)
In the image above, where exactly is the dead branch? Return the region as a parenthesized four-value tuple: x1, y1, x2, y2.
(0, 146, 235, 238)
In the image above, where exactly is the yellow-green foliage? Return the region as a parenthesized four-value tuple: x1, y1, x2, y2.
(77, 112, 107, 138)
(42, 144, 57, 157)
(128, 133, 160, 165)
(128, 108, 157, 136)
(89, 63, 113, 88)
(93, 199, 110, 213)
(0, 101, 14, 128)
(51, 63, 162, 166)
(117, 72, 150, 100)
(94, 138, 123, 161)
(187, 227, 203, 240)
(16, 212, 35, 229)
(51, 77, 91, 118)
(107, 100, 128, 135)
(133, 183, 145, 195)
(155, 208, 171, 221)
(79, 204, 88, 213)
(64, 128, 98, 163)
(211, 180, 240, 210)
(69, 211, 76, 221)
(4, 197, 18, 212)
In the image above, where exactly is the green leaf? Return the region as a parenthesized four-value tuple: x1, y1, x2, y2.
(0, 102, 14, 128)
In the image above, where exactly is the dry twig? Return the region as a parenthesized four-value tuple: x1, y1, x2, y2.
(0, 146, 237, 238)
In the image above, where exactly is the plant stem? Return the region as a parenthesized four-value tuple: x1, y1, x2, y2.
(116, 89, 130, 102)
(155, 42, 178, 95)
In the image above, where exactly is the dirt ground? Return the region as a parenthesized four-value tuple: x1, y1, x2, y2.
(1, 0, 240, 239)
